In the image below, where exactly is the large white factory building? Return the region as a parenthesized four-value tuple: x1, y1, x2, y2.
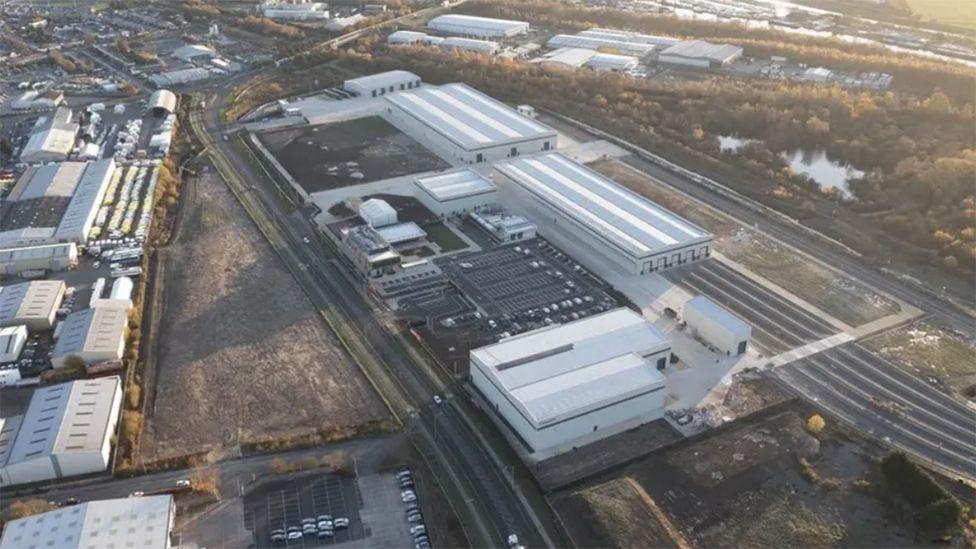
(383, 83, 557, 165)
(427, 14, 529, 38)
(471, 308, 670, 458)
(493, 153, 713, 277)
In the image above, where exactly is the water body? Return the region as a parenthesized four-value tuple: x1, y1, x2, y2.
(781, 148, 865, 198)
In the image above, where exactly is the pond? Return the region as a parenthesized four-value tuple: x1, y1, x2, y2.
(781, 149, 865, 199)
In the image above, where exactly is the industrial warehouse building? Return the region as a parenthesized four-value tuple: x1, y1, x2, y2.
(0, 325, 27, 364)
(173, 43, 216, 62)
(259, 0, 328, 20)
(0, 280, 66, 331)
(683, 296, 752, 356)
(0, 377, 122, 486)
(0, 495, 175, 549)
(0, 242, 78, 275)
(439, 36, 500, 55)
(471, 308, 670, 458)
(0, 158, 116, 249)
(19, 107, 78, 164)
(658, 40, 743, 68)
(537, 48, 638, 72)
(50, 305, 128, 368)
(387, 30, 443, 46)
(546, 34, 656, 58)
(578, 28, 679, 47)
(414, 169, 497, 217)
(427, 14, 529, 38)
(494, 153, 713, 277)
(384, 83, 558, 165)
(146, 89, 177, 117)
(343, 70, 421, 98)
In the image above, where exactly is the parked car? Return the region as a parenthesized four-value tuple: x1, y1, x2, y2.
(395, 469, 412, 481)
(317, 519, 333, 530)
(128, 491, 144, 497)
(286, 530, 302, 541)
(333, 517, 350, 529)
(407, 512, 424, 524)
(175, 479, 191, 487)
(432, 394, 443, 405)
(401, 490, 417, 503)
(317, 529, 334, 539)
(270, 529, 286, 543)
(302, 523, 317, 536)
(405, 503, 420, 514)
(410, 524, 427, 536)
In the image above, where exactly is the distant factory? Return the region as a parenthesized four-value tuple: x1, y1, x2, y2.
(427, 14, 529, 38)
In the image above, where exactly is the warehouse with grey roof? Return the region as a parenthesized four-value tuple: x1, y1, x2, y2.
(0, 376, 122, 486)
(50, 305, 129, 368)
(493, 153, 713, 277)
(384, 83, 557, 165)
(0, 280, 66, 331)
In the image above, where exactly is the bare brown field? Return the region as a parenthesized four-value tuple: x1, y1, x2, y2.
(140, 170, 391, 462)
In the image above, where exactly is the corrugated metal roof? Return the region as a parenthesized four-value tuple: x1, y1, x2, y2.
(0, 280, 64, 326)
(376, 222, 426, 245)
(51, 305, 127, 359)
(440, 36, 499, 52)
(54, 158, 115, 240)
(660, 40, 743, 62)
(547, 34, 656, 56)
(0, 243, 76, 262)
(0, 415, 24, 468)
(428, 14, 528, 33)
(385, 83, 556, 151)
(494, 153, 711, 259)
(0, 494, 172, 549)
(539, 47, 595, 68)
(14, 162, 86, 200)
(414, 169, 496, 201)
(472, 308, 668, 427)
(345, 70, 419, 91)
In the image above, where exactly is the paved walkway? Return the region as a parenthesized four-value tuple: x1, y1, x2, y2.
(765, 333, 855, 368)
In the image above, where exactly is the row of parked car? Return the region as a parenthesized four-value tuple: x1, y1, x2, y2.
(270, 514, 350, 543)
(397, 467, 430, 549)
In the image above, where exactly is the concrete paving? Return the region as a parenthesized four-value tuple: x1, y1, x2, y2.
(348, 474, 415, 549)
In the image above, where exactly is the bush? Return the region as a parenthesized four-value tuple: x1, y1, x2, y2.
(916, 498, 961, 532)
(806, 414, 826, 434)
(4, 499, 57, 521)
(881, 452, 945, 507)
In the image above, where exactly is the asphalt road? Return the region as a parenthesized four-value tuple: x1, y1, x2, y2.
(192, 83, 554, 548)
(672, 259, 976, 479)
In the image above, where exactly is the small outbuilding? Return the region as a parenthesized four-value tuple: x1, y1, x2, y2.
(683, 295, 751, 356)
(358, 198, 398, 228)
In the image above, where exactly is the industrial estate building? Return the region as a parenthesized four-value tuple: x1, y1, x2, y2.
(258, 0, 329, 20)
(147, 89, 177, 116)
(0, 158, 116, 249)
(547, 34, 656, 58)
(0, 376, 122, 486)
(344, 70, 421, 98)
(0, 325, 28, 364)
(440, 36, 500, 55)
(493, 153, 713, 276)
(50, 305, 129, 368)
(683, 296, 752, 356)
(19, 107, 78, 164)
(471, 308, 670, 457)
(537, 48, 639, 72)
(0, 242, 78, 275)
(384, 83, 557, 165)
(414, 169, 497, 217)
(173, 43, 216, 62)
(0, 495, 175, 549)
(427, 14, 529, 38)
(658, 40, 743, 68)
(0, 280, 66, 331)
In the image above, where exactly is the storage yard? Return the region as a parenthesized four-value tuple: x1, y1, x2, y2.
(140, 169, 391, 462)
(256, 117, 449, 193)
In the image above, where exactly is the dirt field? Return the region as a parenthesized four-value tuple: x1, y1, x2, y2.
(554, 408, 921, 548)
(141, 170, 391, 462)
(864, 321, 976, 402)
(591, 160, 900, 327)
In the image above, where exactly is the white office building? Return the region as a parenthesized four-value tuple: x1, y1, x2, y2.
(50, 305, 128, 368)
(0, 280, 66, 331)
(343, 70, 421, 98)
(414, 169, 497, 217)
(471, 308, 670, 458)
(427, 14, 529, 38)
(384, 83, 557, 165)
(0, 377, 122, 486)
(493, 153, 713, 276)
(0, 495, 175, 548)
(683, 295, 752, 356)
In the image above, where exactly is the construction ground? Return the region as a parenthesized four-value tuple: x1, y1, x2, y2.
(140, 167, 393, 463)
